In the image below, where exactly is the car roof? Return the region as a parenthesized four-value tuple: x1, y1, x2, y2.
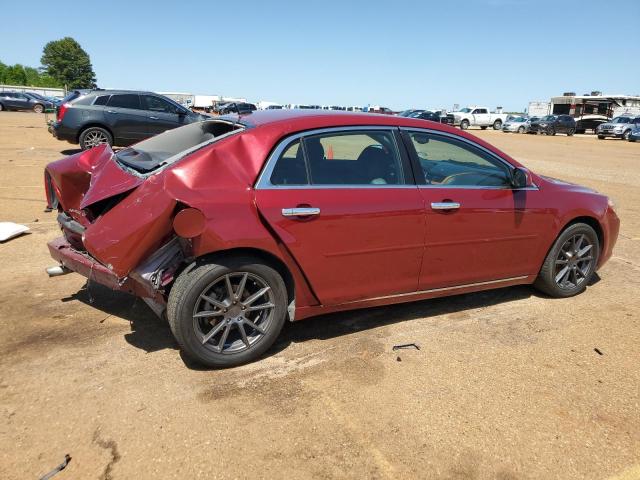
(225, 109, 452, 131)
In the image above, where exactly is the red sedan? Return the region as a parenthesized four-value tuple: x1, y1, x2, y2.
(44, 110, 620, 367)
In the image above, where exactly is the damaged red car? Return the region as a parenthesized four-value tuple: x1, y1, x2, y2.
(44, 110, 620, 367)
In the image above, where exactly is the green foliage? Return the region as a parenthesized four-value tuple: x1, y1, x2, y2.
(41, 37, 96, 89)
(0, 60, 62, 87)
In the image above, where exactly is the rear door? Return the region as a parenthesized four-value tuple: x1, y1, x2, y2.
(104, 94, 149, 143)
(254, 127, 426, 305)
(141, 95, 190, 135)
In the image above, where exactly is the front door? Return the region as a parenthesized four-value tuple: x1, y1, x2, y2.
(403, 129, 550, 290)
(141, 95, 189, 135)
(255, 128, 426, 305)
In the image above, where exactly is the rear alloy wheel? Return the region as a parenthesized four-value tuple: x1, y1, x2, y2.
(622, 129, 631, 141)
(547, 126, 556, 136)
(518, 126, 525, 134)
(460, 120, 470, 130)
(33, 103, 44, 114)
(79, 127, 113, 150)
(167, 258, 287, 368)
(493, 119, 502, 130)
(534, 223, 599, 297)
(567, 128, 575, 136)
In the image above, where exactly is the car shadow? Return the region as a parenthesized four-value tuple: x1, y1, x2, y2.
(60, 148, 82, 155)
(62, 283, 178, 353)
(65, 278, 598, 369)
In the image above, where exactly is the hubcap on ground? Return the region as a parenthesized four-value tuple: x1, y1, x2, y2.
(192, 272, 275, 354)
(554, 234, 595, 289)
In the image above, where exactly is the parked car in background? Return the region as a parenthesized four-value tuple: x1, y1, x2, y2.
(525, 116, 541, 134)
(44, 110, 619, 367)
(398, 109, 425, 117)
(25, 92, 61, 107)
(501, 116, 529, 133)
(216, 102, 257, 115)
(529, 115, 576, 136)
(448, 106, 509, 130)
(596, 116, 640, 140)
(49, 89, 209, 150)
(0, 91, 56, 113)
(412, 110, 454, 125)
(628, 123, 640, 142)
(575, 115, 608, 134)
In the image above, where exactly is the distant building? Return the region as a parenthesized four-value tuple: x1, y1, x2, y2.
(529, 93, 640, 119)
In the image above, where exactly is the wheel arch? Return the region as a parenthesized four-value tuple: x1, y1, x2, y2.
(562, 216, 604, 249)
(77, 123, 114, 143)
(192, 247, 296, 317)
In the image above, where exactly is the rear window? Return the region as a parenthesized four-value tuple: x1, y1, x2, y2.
(108, 94, 141, 109)
(93, 95, 110, 106)
(61, 90, 82, 104)
(115, 120, 243, 174)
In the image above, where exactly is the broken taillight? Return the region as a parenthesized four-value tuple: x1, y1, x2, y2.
(57, 103, 71, 122)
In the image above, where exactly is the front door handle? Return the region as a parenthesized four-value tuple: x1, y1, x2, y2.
(149, 116, 159, 120)
(106, 110, 118, 114)
(282, 207, 320, 217)
(431, 202, 461, 210)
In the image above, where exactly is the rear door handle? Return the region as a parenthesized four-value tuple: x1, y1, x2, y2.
(106, 110, 118, 114)
(431, 202, 461, 210)
(149, 116, 159, 120)
(281, 207, 320, 217)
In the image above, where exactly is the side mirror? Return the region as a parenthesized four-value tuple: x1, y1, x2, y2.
(512, 167, 528, 189)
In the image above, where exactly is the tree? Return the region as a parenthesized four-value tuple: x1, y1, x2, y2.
(4, 64, 27, 85)
(41, 37, 96, 89)
(0, 61, 6, 84)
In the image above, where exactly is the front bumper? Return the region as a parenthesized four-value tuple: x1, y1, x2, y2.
(597, 130, 624, 138)
(47, 236, 165, 302)
(598, 205, 620, 269)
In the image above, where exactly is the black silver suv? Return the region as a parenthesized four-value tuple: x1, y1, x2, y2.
(49, 89, 209, 150)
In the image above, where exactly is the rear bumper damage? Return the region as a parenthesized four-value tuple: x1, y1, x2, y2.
(47, 236, 184, 305)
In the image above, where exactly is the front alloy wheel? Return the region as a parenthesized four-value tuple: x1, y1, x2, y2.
(168, 258, 287, 367)
(534, 223, 599, 297)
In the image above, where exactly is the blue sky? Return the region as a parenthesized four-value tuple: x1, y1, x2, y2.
(2, 0, 639, 111)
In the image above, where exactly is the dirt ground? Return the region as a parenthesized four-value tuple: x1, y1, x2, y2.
(0, 112, 639, 480)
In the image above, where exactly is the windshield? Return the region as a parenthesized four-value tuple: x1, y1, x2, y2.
(611, 117, 631, 123)
(511, 117, 526, 122)
(541, 115, 556, 121)
(459, 108, 472, 113)
(25, 92, 45, 100)
(115, 120, 243, 173)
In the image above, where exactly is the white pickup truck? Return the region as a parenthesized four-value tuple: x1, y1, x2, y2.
(448, 107, 509, 130)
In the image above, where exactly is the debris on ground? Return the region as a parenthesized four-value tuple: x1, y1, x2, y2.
(594, 348, 604, 355)
(39, 454, 71, 480)
(0, 222, 30, 242)
(392, 343, 421, 351)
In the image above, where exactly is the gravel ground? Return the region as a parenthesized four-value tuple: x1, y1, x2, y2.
(0, 112, 638, 480)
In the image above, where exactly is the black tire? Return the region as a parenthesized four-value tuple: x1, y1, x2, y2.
(567, 128, 575, 136)
(33, 103, 44, 114)
(460, 119, 470, 130)
(167, 257, 288, 368)
(597, 135, 605, 140)
(547, 126, 556, 136)
(480, 126, 487, 130)
(79, 126, 113, 150)
(534, 223, 599, 298)
(622, 129, 631, 141)
(492, 119, 502, 130)
(0, 102, 4, 112)
(629, 137, 637, 143)
(518, 126, 525, 134)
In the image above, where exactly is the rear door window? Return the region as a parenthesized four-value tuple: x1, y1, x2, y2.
(304, 130, 404, 185)
(270, 140, 308, 186)
(107, 94, 141, 110)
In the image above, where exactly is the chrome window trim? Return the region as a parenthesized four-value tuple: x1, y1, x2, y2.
(255, 126, 414, 190)
(400, 127, 539, 191)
